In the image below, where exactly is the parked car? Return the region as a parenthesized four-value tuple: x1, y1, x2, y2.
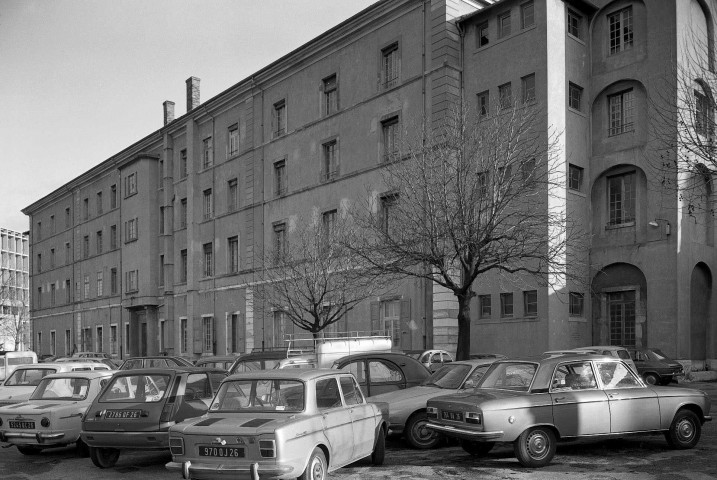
(572, 346, 637, 374)
(416, 349, 454, 373)
(56, 357, 119, 369)
(0, 370, 114, 455)
(165, 369, 388, 479)
(370, 358, 497, 449)
(0, 362, 111, 407)
(80, 366, 226, 468)
(332, 352, 430, 397)
(426, 354, 712, 467)
(194, 355, 239, 371)
(627, 347, 685, 385)
(72, 352, 113, 360)
(119, 356, 194, 370)
(0, 350, 38, 382)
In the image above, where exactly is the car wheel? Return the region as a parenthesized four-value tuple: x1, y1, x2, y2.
(513, 426, 556, 468)
(643, 373, 660, 385)
(460, 439, 494, 456)
(405, 412, 441, 449)
(16, 445, 42, 455)
(76, 438, 90, 457)
(666, 409, 701, 449)
(299, 447, 327, 480)
(89, 446, 121, 468)
(371, 428, 386, 465)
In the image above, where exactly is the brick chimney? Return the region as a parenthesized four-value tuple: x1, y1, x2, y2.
(163, 100, 175, 125)
(186, 76, 200, 112)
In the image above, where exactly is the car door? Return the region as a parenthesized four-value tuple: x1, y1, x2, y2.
(595, 361, 660, 433)
(316, 377, 354, 466)
(366, 359, 406, 396)
(549, 361, 611, 437)
(340, 375, 374, 460)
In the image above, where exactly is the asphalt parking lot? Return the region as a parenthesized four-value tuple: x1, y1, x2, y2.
(1, 381, 716, 480)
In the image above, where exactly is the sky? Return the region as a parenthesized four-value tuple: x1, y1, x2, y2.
(0, 0, 378, 233)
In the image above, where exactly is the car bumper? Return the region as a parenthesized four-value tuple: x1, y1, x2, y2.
(81, 431, 169, 449)
(426, 422, 504, 441)
(166, 460, 294, 480)
(0, 430, 66, 444)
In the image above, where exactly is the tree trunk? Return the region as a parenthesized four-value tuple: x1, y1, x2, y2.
(455, 293, 472, 361)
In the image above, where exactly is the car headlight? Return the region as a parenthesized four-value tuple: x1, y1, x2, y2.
(259, 439, 276, 458)
(169, 437, 184, 455)
(426, 407, 438, 419)
(41, 417, 50, 428)
(466, 412, 482, 425)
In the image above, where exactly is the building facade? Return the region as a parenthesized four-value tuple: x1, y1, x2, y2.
(22, 0, 717, 367)
(0, 228, 29, 351)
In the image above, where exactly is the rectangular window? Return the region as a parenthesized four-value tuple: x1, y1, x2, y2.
(180, 249, 188, 282)
(569, 291, 585, 316)
(609, 7, 633, 55)
(228, 124, 239, 156)
(110, 325, 117, 355)
(37, 253, 42, 273)
(180, 198, 188, 228)
(498, 11, 511, 38)
(203, 317, 214, 353)
(125, 172, 137, 197)
(322, 210, 337, 247)
(230, 314, 239, 353)
(521, 74, 535, 103)
(477, 171, 488, 197)
(97, 271, 103, 297)
(110, 267, 117, 294)
(228, 178, 238, 212)
(203, 242, 213, 277)
(107, 225, 115, 250)
(521, 158, 536, 187)
(479, 294, 492, 318)
(96, 191, 103, 215)
(568, 9, 583, 39)
(569, 82, 583, 111)
(124, 323, 130, 357)
(323, 74, 338, 115)
(96, 230, 103, 254)
(500, 292, 514, 318)
(83, 198, 89, 220)
(83, 235, 89, 258)
(695, 89, 713, 136)
(65, 207, 71, 228)
(499, 82, 513, 109)
(50, 215, 55, 234)
(65, 279, 71, 303)
(125, 218, 138, 242)
(228, 236, 239, 274)
(110, 184, 117, 209)
(521, 1, 534, 29)
(274, 99, 286, 137)
(380, 193, 399, 235)
(568, 164, 584, 191)
(65, 329, 71, 356)
(37, 286, 42, 309)
(203, 137, 213, 169)
(382, 116, 400, 160)
(274, 160, 287, 196)
(180, 149, 188, 178)
(477, 22, 489, 47)
(95, 326, 102, 352)
(50, 283, 56, 306)
(50, 248, 55, 268)
(477, 91, 490, 117)
(84, 274, 90, 299)
(180, 318, 188, 353)
(159, 255, 164, 287)
(125, 270, 138, 293)
(608, 89, 635, 136)
(203, 189, 213, 220)
(382, 42, 399, 89)
(273, 223, 287, 260)
(322, 140, 338, 181)
(608, 172, 636, 226)
(523, 290, 538, 316)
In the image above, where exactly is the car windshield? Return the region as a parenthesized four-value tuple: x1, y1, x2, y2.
(31, 377, 91, 400)
(421, 364, 472, 389)
(4, 368, 57, 386)
(211, 379, 305, 412)
(98, 374, 170, 403)
(477, 362, 537, 391)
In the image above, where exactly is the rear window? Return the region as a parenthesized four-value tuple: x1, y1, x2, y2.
(212, 379, 305, 412)
(616, 350, 631, 361)
(31, 377, 91, 400)
(8, 356, 35, 365)
(99, 374, 171, 403)
(5, 368, 57, 386)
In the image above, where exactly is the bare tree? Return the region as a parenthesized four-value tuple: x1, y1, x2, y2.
(349, 102, 587, 360)
(0, 269, 29, 351)
(254, 210, 394, 341)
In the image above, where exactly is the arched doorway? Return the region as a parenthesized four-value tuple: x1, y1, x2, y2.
(591, 263, 648, 347)
(690, 263, 712, 360)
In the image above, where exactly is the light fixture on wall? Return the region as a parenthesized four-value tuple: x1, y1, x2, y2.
(648, 218, 671, 235)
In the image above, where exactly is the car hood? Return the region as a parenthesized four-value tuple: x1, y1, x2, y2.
(171, 413, 303, 436)
(370, 385, 449, 404)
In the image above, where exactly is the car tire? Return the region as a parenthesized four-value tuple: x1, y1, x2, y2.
(371, 428, 386, 465)
(513, 426, 556, 468)
(405, 412, 441, 449)
(16, 445, 42, 455)
(76, 438, 90, 457)
(89, 446, 121, 468)
(460, 439, 494, 456)
(299, 447, 327, 480)
(666, 409, 701, 449)
(643, 372, 660, 385)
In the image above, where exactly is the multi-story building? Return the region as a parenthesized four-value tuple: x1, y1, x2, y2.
(0, 228, 29, 351)
(22, 0, 717, 368)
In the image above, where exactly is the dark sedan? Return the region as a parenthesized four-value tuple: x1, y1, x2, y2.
(628, 347, 685, 385)
(332, 352, 431, 397)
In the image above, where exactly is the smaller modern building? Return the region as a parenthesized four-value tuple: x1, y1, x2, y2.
(0, 228, 30, 351)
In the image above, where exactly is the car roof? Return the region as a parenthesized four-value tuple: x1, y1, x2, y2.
(574, 346, 627, 351)
(234, 350, 289, 360)
(224, 368, 348, 382)
(13, 362, 101, 369)
(450, 358, 498, 367)
(41, 370, 115, 380)
(335, 351, 416, 363)
(196, 355, 239, 362)
(113, 366, 227, 375)
(499, 353, 618, 366)
(124, 356, 188, 360)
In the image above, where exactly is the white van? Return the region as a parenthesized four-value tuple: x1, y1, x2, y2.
(0, 351, 38, 382)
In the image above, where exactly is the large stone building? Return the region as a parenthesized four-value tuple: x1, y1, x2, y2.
(0, 228, 29, 351)
(22, 0, 717, 368)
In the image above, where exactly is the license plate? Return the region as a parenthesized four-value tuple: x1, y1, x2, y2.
(199, 446, 245, 458)
(9, 421, 35, 429)
(441, 410, 464, 421)
(106, 409, 141, 419)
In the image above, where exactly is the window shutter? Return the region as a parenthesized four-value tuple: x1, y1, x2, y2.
(193, 317, 203, 354)
(400, 298, 411, 332)
(370, 301, 380, 334)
